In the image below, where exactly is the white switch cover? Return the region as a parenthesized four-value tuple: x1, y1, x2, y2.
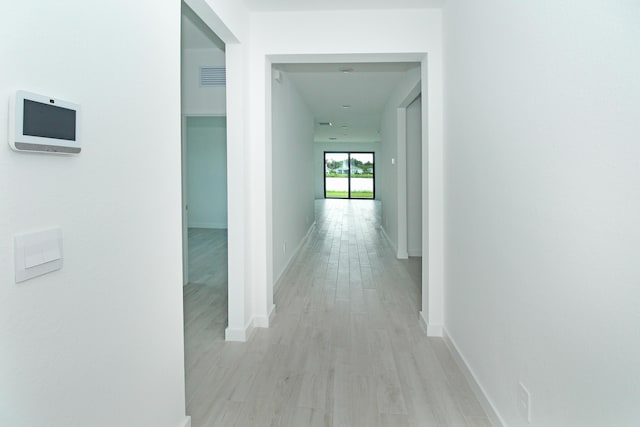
(15, 228, 63, 283)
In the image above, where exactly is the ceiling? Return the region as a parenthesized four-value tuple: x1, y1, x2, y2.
(182, 2, 422, 144)
(277, 63, 420, 143)
(181, 2, 224, 50)
(244, 0, 444, 12)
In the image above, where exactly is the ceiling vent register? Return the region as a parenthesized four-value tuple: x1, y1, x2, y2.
(200, 66, 226, 87)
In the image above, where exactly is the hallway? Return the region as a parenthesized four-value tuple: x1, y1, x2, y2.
(185, 200, 489, 426)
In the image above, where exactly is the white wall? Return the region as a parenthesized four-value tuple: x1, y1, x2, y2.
(379, 67, 421, 256)
(0, 1, 187, 426)
(181, 48, 226, 116)
(271, 71, 315, 287)
(313, 142, 381, 200)
(379, 98, 400, 250)
(186, 116, 227, 229)
(249, 10, 444, 332)
(406, 95, 422, 256)
(189, 0, 252, 340)
(443, 0, 640, 425)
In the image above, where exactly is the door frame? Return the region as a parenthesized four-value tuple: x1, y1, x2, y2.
(265, 52, 445, 339)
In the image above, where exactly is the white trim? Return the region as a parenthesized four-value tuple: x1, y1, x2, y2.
(254, 304, 275, 328)
(273, 222, 316, 290)
(382, 222, 407, 259)
(188, 222, 228, 229)
(443, 329, 506, 427)
(397, 107, 408, 259)
(180, 416, 192, 427)
(182, 0, 240, 44)
(182, 115, 189, 286)
(224, 304, 277, 341)
(224, 317, 256, 342)
(422, 54, 445, 344)
(419, 311, 443, 337)
(224, 326, 248, 342)
(269, 304, 276, 324)
(408, 249, 422, 257)
(380, 226, 398, 256)
(427, 323, 443, 337)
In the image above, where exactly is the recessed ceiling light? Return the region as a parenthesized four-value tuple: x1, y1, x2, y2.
(318, 121, 333, 126)
(339, 67, 354, 73)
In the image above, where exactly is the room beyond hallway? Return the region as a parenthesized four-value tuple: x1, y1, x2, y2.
(184, 228, 228, 368)
(184, 200, 489, 426)
(187, 228, 228, 287)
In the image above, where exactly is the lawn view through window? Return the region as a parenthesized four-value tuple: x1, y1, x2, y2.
(324, 152, 374, 199)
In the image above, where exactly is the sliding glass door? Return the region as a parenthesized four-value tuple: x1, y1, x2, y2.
(324, 152, 374, 199)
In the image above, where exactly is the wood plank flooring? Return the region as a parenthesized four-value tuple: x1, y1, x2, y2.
(184, 200, 491, 426)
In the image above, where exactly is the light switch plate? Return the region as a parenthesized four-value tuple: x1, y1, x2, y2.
(14, 228, 63, 283)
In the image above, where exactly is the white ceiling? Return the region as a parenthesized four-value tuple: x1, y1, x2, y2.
(278, 63, 420, 143)
(182, 2, 423, 144)
(181, 2, 224, 50)
(244, 0, 444, 12)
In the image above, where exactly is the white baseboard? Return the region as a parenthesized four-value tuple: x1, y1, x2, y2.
(188, 222, 227, 229)
(180, 416, 191, 427)
(381, 227, 410, 260)
(427, 323, 443, 336)
(254, 304, 275, 328)
(225, 305, 276, 341)
(274, 222, 316, 290)
(380, 226, 399, 255)
(225, 326, 248, 342)
(225, 318, 256, 342)
(419, 311, 443, 337)
(268, 304, 276, 325)
(443, 329, 505, 427)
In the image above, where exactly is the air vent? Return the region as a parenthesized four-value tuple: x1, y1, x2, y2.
(199, 66, 226, 87)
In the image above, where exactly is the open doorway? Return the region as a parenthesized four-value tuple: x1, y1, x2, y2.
(180, 1, 229, 414)
(184, 116, 228, 294)
(267, 58, 440, 336)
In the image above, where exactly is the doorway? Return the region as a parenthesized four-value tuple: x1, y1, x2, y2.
(324, 151, 375, 199)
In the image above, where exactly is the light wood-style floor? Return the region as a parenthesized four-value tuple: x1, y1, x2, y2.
(184, 200, 490, 426)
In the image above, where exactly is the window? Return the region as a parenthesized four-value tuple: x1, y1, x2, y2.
(324, 152, 374, 199)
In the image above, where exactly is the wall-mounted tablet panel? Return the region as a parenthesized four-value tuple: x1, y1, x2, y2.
(8, 90, 81, 153)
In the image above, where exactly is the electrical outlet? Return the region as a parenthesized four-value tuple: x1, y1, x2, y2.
(518, 382, 532, 423)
